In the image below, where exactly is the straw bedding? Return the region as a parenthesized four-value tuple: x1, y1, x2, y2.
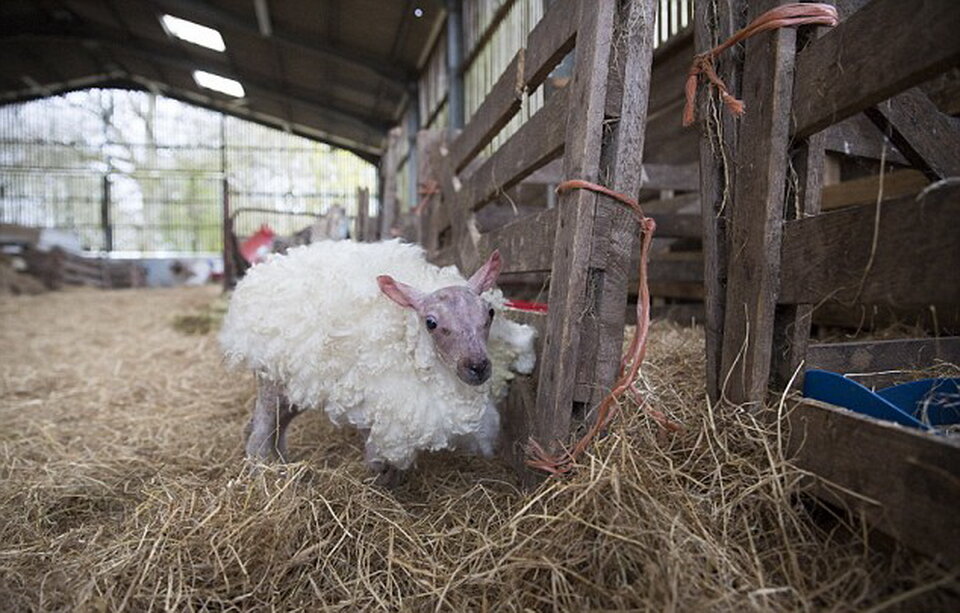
(1, 286, 956, 611)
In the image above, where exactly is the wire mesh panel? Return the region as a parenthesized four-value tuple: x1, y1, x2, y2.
(224, 117, 376, 239)
(0, 89, 377, 254)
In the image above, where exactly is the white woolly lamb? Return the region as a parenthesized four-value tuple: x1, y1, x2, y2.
(219, 239, 536, 480)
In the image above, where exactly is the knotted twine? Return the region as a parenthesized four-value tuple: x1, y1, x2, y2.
(683, 2, 838, 127)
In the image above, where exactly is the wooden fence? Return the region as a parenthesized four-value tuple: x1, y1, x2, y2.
(693, 0, 960, 564)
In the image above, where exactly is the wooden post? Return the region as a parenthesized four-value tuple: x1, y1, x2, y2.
(534, 0, 619, 452)
(100, 174, 113, 253)
(695, 0, 746, 403)
(718, 0, 798, 407)
(380, 127, 401, 239)
(770, 24, 828, 391)
(356, 186, 369, 241)
(416, 130, 446, 252)
(446, 0, 465, 129)
(573, 0, 658, 410)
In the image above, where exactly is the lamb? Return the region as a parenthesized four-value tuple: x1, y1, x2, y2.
(219, 239, 536, 481)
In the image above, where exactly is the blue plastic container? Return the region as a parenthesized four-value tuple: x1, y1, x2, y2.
(802, 370, 960, 432)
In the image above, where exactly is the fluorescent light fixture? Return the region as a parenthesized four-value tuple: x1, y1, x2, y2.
(161, 14, 226, 52)
(193, 70, 245, 97)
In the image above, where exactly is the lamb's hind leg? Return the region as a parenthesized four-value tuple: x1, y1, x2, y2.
(246, 376, 301, 462)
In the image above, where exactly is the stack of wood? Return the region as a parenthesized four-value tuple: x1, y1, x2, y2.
(20, 247, 145, 290)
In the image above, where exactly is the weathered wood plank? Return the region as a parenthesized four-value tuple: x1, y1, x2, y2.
(779, 184, 960, 306)
(805, 337, 960, 388)
(415, 130, 447, 252)
(695, 0, 745, 403)
(449, 50, 525, 172)
(355, 186, 369, 241)
(497, 307, 546, 478)
(771, 128, 826, 390)
(574, 0, 658, 409)
(792, 0, 960, 139)
(379, 127, 402, 239)
(534, 0, 618, 459)
(821, 168, 927, 211)
(789, 398, 960, 567)
(641, 163, 699, 191)
(475, 207, 557, 273)
(719, 0, 797, 407)
(647, 255, 703, 283)
(644, 99, 699, 165)
(455, 86, 568, 214)
(824, 114, 908, 164)
(864, 87, 960, 180)
(649, 213, 701, 238)
(523, 0, 578, 90)
(812, 302, 960, 335)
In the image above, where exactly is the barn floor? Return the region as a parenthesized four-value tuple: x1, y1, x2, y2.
(1, 287, 956, 611)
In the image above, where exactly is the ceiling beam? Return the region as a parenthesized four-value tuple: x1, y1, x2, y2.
(4, 30, 392, 139)
(148, 0, 413, 90)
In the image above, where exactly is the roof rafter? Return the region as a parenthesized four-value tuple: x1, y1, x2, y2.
(4, 30, 392, 140)
(148, 0, 413, 90)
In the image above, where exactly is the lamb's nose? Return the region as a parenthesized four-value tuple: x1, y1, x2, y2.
(469, 358, 491, 378)
(459, 357, 491, 384)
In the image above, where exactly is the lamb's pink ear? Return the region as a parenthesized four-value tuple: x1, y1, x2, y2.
(377, 275, 424, 309)
(467, 250, 502, 294)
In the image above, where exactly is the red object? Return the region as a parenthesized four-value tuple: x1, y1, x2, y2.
(504, 299, 548, 313)
(240, 224, 276, 264)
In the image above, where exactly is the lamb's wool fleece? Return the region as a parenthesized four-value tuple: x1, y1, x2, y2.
(219, 239, 536, 469)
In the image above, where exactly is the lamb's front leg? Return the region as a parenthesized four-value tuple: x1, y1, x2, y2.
(363, 436, 405, 487)
(246, 376, 300, 462)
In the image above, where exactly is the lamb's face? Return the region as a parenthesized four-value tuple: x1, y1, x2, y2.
(418, 286, 494, 385)
(377, 250, 504, 387)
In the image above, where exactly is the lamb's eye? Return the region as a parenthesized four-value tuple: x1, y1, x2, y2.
(488, 308, 495, 320)
(425, 316, 438, 331)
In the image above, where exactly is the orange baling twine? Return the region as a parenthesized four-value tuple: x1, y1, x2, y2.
(526, 180, 680, 476)
(682, 2, 838, 127)
(413, 180, 440, 216)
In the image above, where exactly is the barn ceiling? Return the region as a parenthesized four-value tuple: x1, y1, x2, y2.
(0, 0, 446, 160)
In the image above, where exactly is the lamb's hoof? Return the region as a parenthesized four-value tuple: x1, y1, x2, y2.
(372, 465, 405, 488)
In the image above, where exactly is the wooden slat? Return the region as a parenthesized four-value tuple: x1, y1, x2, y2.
(719, 0, 798, 406)
(415, 130, 447, 252)
(772, 126, 827, 390)
(573, 0, 658, 408)
(812, 302, 960, 334)
(695, 0, 745, 403)
(641, 163, 699, 191)
(476, 207, 557, 273)
(379, 127, 401, 238)
(450, 50, 525, 172)
(649, 213, 701, 238)
(534, 0, 618, 458)
(779, 184, 960, 306)
(644, 100, 699, 165)
(455, 86, 568, 213)
(523, 0, 578, 90)
(792, 0, 960, 139)
(806, 337, 960, 387)
(647, 255, 702, 283)
(789, 398, 960, 567)
(355, 186, 369, 241)
(864, 87, 960, 180)
(821, 169, 927, 211)
(824, 114, 908, 164)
